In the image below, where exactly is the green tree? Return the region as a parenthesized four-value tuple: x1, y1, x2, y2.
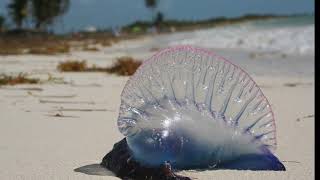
(144, 0, 163, 26)
(31, 0, 70, 30)
(7, 0, 29, 29)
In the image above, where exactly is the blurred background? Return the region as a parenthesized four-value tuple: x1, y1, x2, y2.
(0, 0, 315, 57)
(0, 0, 315, 33)
(0, 0, 314, 55)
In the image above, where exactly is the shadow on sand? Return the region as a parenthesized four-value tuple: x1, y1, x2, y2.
(74, 164, 116, 177)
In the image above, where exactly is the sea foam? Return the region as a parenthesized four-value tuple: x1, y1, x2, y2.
(170, 19, 314, 55)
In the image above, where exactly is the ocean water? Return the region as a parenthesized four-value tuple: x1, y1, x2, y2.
(168, 15, 314, 55)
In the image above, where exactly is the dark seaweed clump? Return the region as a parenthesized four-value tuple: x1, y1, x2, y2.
(105, 57, 142, 76)
(57, 57, 142, 76)
(0, 73, 39, 86)
(101, 138, 191, 180)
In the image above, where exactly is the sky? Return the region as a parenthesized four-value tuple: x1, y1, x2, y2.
(0, 0, 314, 33)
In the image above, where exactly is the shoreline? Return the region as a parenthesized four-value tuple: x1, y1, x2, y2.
(0, 14, 314, 56)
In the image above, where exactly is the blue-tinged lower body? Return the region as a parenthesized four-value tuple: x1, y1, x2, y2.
(127, 129, 285, 171)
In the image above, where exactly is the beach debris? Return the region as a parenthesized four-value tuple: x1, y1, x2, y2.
(0, 37, 70, 55)
(24, 88, 43, 91)
(281, 160, 301, 164)
(303, 114, 314, 119)
(28, 43, 70, 55)
(249, 51, 287, 59)
(28, 93, 77, 98)
(57, 56, 141, 76)
(46, 113, 79, 118)
(70, 83, 102, 87)
(284, 83, 298, 87)
(4, 95, 29, 98)
(45, 74, 68, 84)
(57, 60, 87, 72)
(283, 82, 313, 87)
(55, 108, 114, 112)
(0, 73, 67, 87)
(39, 99, 95, 104)
(105, 57, 142, 76)
(0, 87, 43, 91)
(0, 73, 39, 86)
(45, 109, 80, 118)
(113, 46, 285, 172)
(296, 114, 314, 122)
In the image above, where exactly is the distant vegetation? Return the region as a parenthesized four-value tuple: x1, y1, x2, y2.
(122, 14, 288, 33)
(31, 0, 70, 30)
(7, 0, 28, 29)
(144, 0, 158, 22)
(2, 0, 163, 34)
(6, 0, 70, 31)
(0, 30, 122, 55)
(0, 35, 70, 55)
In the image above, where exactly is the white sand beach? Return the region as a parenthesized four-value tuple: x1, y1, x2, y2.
(0, 31, 314, 180)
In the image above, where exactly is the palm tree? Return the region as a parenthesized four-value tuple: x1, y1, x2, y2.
(7, 0, 29, 29)
(145, 0, 158, 20)
(0, 15, 5, 31)
(31, 0, 70, 31)
(145, 0, 157, 9)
